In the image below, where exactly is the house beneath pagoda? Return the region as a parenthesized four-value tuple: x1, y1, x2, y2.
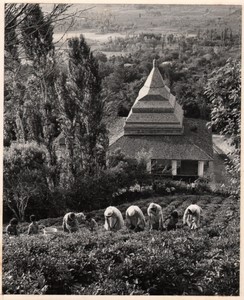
(109, 60, 213, 179)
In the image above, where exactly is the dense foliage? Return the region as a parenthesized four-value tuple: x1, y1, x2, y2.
(3, 142, 49, 221)
(4, 5, 109, 217)
(56, 34, 108, 183)
(3, 195, 239, 295)
(205, 59, 241, 195)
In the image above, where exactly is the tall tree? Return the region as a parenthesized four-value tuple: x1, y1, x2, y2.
(80, 43, 108, 174)
(55, 71, 85, 184)
(20, 4, 54, 67)
(19, 4, 60, 187)
(56, 34, 108, 183)
(4, 7, 20, 70)
(4, 6, 23, 146)
(4, 3, 81, 146)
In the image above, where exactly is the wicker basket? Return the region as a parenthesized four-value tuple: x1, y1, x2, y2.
(43, 227, 58, 235)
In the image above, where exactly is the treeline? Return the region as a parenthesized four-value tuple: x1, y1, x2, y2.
(94, 30, 240, 120)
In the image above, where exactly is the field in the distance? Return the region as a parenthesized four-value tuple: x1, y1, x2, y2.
(50, 4, 241, 44)
(46, 4, 241, 34)
(3, 194, 240, 295)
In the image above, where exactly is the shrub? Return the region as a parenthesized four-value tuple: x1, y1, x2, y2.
(3, 142, 50, 221)
(62, 149, 153, 212)
(152, 178, 213, 196)
(3, 194, 239, 295)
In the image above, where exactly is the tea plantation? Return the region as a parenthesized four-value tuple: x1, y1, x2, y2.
(2, 194, 240, 295)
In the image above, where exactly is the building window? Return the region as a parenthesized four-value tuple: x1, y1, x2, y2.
(151, 159, 172, 175)
(177, 160, 198, 176)
(177, 160, 181, 174)
(204, 161, 209, 172)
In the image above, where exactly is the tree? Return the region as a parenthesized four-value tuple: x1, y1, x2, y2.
(204, 58, 241, 195)
(20, 4, 54, 67)
(4, 5, 23, 146)
(4, 4, 75, 72)
(107, 148, 127, 168)
(3, 142, 49, 221)
(4, 3, 94, 148)
(135, 148, 152, 190)
(56, 34, 108, 182)
(4, 4, 81, 187)
(55, 71, 84, 184)
(4, 6, 20, 71)
(18, 4, 62, 188)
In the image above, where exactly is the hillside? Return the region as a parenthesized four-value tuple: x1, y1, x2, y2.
(51, 4, 241, 60)
(3, 194, 240, 295)
(3, 4, 240, 296)
(42, 4, 241, 35)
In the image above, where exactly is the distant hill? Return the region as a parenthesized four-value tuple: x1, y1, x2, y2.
(42, 4, 241, 36)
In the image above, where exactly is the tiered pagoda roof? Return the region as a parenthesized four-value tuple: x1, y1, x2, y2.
(110, 118, 213, 161)
(124, 59, 184, 136)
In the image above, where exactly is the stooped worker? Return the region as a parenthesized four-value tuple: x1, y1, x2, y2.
(85, 214, 98, 232)
(183, 204, 202, 230)
(147, 203, 164, 231)
(125, 205, 146, 232)
(62, 212, 80, 233)
(6, 218, 19, 236)
(28, 214, 39, 235)
(165, 209, 179, 231)
(104, 206, 124, 231)
(75, 212, 86, 224)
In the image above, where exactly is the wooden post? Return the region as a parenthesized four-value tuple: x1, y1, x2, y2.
(198, 161, 204, 177)
(147, 160, 151, 173)
(172, 160, 177, 176)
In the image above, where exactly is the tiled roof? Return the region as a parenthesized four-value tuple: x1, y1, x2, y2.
(136, 60, 171, 102)
(126, 113, 180, 124)
(132, 100, 174, 113)
(137, 85, 171, 102)
(108, 117, 126, 146)
(144, 66, 167, 89)
(110, 118, 213, 161)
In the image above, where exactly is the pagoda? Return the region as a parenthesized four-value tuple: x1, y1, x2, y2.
(109, 59, 213, 178)
(124, 59, 184, 136)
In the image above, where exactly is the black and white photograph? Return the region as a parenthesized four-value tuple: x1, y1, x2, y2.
(2, 1, 242, 296)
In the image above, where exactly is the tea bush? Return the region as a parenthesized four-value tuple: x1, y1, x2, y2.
(3, 195, 239, 295)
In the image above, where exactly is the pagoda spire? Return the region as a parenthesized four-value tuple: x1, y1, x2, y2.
(153, 59, 157, 68)
(124, 59, 184, 136)
(143, 59, 165, 89)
